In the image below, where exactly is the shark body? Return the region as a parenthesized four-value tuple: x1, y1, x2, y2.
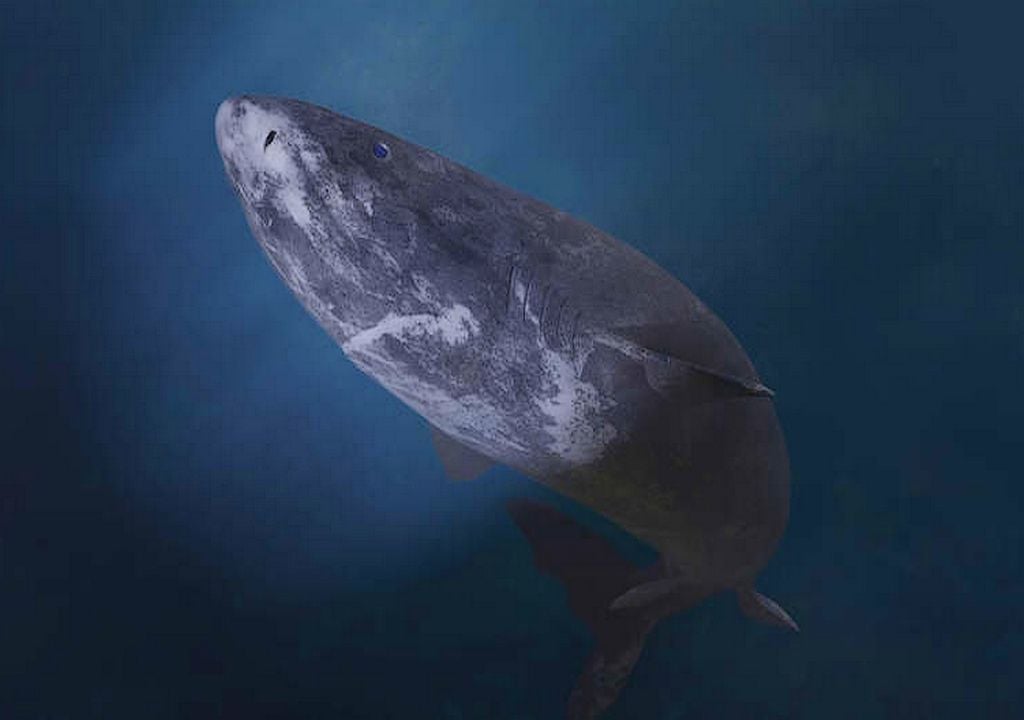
(216, 95, 797, 718)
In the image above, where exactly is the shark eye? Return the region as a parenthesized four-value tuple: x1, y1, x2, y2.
(373, 141, 390, 160)
(263, 130, 277, 150)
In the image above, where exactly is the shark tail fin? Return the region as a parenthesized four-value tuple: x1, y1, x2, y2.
(506, 499, 698, 719)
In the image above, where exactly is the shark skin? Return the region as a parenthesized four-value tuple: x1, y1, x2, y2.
(216, 95, 797, 717)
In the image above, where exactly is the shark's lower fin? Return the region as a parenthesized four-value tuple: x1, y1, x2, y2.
(506, 498, 641, 631)
(429, 424, 494, 481)
(506, 499, 710, 719)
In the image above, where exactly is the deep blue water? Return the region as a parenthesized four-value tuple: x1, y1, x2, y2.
(3, 1, 1022, 717)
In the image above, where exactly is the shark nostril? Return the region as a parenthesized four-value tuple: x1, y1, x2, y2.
(264, 130, 277, 150)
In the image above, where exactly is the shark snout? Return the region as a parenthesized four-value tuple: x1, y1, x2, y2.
(214, 95, 307, 169)
(215, 97, 234, 152)
(214, 95, 294, 199)
(214, 96, 249, 160)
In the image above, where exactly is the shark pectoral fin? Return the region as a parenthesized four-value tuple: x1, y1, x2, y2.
(428, 425, 495, 481)
(608, 576, 688, 612)
(642, 354, 775, 400)
(609, 323, 775, 400)
(736, 588, 800, 632)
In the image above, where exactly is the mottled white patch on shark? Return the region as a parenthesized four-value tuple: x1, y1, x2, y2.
(535, 346, 617, 463)
(299, 148, 322, 172)
(352, 175, 376, 217)
(319, 178, 375, 244)
(345, 336, 535, 468)
(218, 103, 324, 235)
(342, 304, 481, 354)
(279, 184, 312, 228)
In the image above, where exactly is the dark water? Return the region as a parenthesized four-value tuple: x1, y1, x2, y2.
(3, 1, 1022, 717)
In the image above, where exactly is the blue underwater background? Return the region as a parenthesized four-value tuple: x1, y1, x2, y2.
(3, 1, 1023, 717)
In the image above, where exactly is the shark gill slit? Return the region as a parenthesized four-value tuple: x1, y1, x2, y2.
(523, 274, 534, 323)
(503, 261, 517, 318)
(553, 297, 569, 349)
(537, 285, 553, 344)
(502, 260, 577, 351)
(570, 310, 582, 357)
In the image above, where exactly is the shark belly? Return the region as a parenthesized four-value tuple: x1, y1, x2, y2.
(337, 288, 625, 478)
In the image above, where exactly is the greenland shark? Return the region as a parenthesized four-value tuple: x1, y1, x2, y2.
(216, 95, 798, 718)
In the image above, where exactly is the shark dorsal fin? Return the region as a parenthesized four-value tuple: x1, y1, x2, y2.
(429, 424, 495, 481)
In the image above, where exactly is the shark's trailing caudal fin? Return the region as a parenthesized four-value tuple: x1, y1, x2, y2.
(506, 499, 709, 719)
(506, 498, 654, 719)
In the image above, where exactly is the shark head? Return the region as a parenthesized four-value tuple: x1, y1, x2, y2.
(215, 96, 528, 462)
(215, 94, 488, 345)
